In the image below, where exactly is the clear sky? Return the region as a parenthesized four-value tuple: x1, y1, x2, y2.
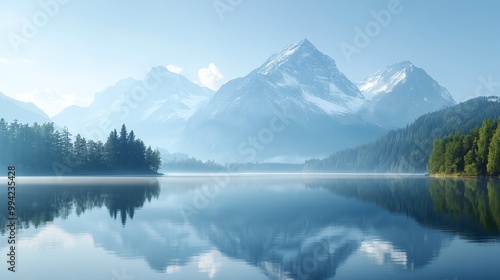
(0, 0, 499, 117)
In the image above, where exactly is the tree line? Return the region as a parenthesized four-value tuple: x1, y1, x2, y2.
(428, 118, 500, 176)
(0, 119, 161, 175)
(304, 97, 500, 173)
(163, 157, 225, 172)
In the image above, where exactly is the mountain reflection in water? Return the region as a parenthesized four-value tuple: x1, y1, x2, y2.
(0, 175, 499, 280)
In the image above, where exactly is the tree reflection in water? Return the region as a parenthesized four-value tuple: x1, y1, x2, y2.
(0, 177, 160, 233)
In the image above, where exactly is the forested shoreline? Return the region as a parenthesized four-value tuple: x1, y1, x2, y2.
(304, 97, 500, 173)
(428, 118, 500, 176)
(0, 119, 161, 175)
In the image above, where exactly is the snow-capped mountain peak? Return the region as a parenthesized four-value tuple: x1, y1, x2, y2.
(181, 39, 385, 162)
(359, 61, 414, 98)
(251, 39, 365, 114)
(259, 39, 318, 75)
(53, 66, 213, 148)
(358, 61, 456, 129)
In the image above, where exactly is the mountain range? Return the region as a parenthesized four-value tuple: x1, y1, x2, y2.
(1, 39, 457, 163)
(0, 91, 51, 124)
(182, 40, 456, 162)
(358, 61, 456, 129)
(52, 67, 213, 149)
(182, 39, 383, 162)
(304, 96, 500, 172)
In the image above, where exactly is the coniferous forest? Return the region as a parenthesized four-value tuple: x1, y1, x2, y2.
(428, 118, 500, 176)
(0, 119, 161, 175)
(304, 97, 500, 173)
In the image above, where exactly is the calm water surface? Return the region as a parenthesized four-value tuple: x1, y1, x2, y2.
(1, 174, 500, 280)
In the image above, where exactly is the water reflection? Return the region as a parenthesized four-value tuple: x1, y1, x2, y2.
(429, 178, 500, 236)
(182, 177, 450, 278)
(0, 177, 160, 233)
(307, 176, 500, 240)
(0, 175, 499, 280)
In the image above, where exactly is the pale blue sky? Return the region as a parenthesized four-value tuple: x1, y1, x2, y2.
(0, 0, 499, 116)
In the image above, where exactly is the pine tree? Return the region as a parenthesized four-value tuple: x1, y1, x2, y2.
(428, 139, 446, 173)
(118, 124, 128, 169)
(60, 126, 73, 161)
(0, 120, 160, 175)
(444, 132, 464, 174)
(477, 119, 496, 174)
(145, 146, 161, 173)
(74, 134, 88, 168)
(464, 138, 479, 175)
(87, 140, 105, 172)
(105, 129, 119, 169)
(487, 121, 500, 175)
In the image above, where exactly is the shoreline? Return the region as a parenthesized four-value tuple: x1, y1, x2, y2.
(429, 173, 498, 179)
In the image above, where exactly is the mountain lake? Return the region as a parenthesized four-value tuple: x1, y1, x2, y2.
(1, 174, 499, 280)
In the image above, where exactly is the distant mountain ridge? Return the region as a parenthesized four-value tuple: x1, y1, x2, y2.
(181, 39, 385, 162)
(358, 61, 456, 129)
(0, 91, 51, 124)
(1, 39, 459, 163)
(180, 40, 456, 162)
(304, 96, 500, 172)
(53, 66, 213, 149)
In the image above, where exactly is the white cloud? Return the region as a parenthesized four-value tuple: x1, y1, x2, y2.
(166, 64, 184, 74)
(0, 58, 7, 64)
(17, 88, 91, 117)
(197, 63, 224, 91)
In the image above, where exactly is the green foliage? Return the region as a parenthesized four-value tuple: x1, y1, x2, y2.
(304, 97, 500, 172)
(487, 121, 500, 175)
(463, 128, 480, 175)
(428, 139, 446, 173)
(477, 119, 496, 174)
(429, 178, 500, 233)
(443, 131, 464, 174)
(428, 117, 500, 176)
(0, 120, 161, 175)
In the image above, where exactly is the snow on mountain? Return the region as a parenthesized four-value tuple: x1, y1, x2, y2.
(358, 61, 456, 129)
(0, 91, 51, 124)
(53, 66, 213, 149)
(258, 39, 365, 116)
(181, 39, 385, 162)
(45, 43, 459, 162)
(359, 61, 412, 99)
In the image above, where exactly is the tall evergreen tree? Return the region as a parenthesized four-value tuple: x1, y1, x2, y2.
(118, 124, 128, 169)
(145, 146, 161, 173)
(428, 139, 446, 173)
(105, 129, 119, 169)
(74, 134, 88, 167)
(477, 119, 496, 174)
(464, 138, 479, 175)
(487, 121, 500, 175)
(443, 131, 464, 174)
(463, 127, 480, 175)
(0, 120, 161, 175)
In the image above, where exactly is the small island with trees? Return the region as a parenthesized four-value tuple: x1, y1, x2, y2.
(0, 119, 161, 175)
(428, 118, 500, 177)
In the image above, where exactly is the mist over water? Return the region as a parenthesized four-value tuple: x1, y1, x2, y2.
(1, 174, 499, 279)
